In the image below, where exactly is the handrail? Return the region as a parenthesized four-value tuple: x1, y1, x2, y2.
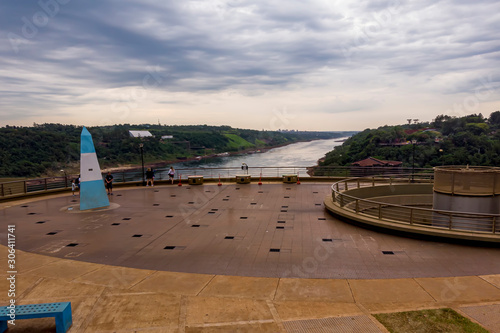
(331, 174, 500, 235)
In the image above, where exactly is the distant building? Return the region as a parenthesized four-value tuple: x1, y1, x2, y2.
(161, 135, 174, 139)
(129, 130, 152, 138)
(352, 157, 402, 167)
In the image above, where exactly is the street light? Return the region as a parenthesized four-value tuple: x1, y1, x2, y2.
(439, 149, 444, 166)
(411, 140, 417, 182)
(60, 169, 67, 187)
(139, 143, 145, 186)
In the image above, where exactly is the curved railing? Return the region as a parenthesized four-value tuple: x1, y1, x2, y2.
(330, 174, 499, 235)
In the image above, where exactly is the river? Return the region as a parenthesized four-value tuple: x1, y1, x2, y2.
(164, 137, 347, 179)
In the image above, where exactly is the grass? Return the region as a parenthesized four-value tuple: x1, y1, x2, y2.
(373, 308, 489, 333)
(223, 134, 255, 150)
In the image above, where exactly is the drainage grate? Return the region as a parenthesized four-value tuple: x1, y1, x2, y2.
(286, 188, 291, 190)
(235, 188, 240, 190)
(36, 221, 46, 224)
(21, 205, 29, 208)
(27, 212, 36, 215)
(132, 234, 143, 237)
(153, 204, 160, 206)
(313, 191, 319, 194)
(46, 232, 58, 235)
(191, 225, 200, 228)
(117, 194, 122, 196)
(250, 203, 257, 205)
(382, 251, 395, 255)
(282, 206, 288, 208)
(223, 199, 229, 201)
(111, 223, 120, 226)
(188, 202, 195, 204)
(277, 221, 286, 224)
(164, 246, 176, 250)
(281, 210, 287, 212)
(165, 215, 174, 218)
(276, 226, 285, 229)
(322, 238, 333, 242)
(66, 243, 78, 247)
(170, 195, 176, 197)
(208, 211, 216, 214)
(154, 190, 159, 192)
(211, 209, 218, 211)
(122, 218, 131, 220)
(258, 191, 263, 193)
(270, 248, 280, 252)
(205, 190, 211, 192)
(284, 196, 290, 199)
(71, 200, 77, 202)
(224, 236, 235, 239)
(315, 203, 322, 206)
(240, 217, 248, 220)
(318, 217, 326, 220)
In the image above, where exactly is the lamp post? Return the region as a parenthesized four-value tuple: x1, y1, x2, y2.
(60, 169, 67, 188)
(439, 149, 444, 166)
(139, 143, 145, 186)
(411, 140, 417, 182)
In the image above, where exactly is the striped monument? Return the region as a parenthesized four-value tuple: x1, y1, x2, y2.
(80, 127, 109, 210)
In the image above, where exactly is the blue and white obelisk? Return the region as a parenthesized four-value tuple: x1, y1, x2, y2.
(80, 127, 109, 210)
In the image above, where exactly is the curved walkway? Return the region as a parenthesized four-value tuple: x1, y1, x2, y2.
(1, 184, 500, 332)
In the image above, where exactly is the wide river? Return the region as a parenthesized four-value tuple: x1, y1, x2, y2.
(165, 137, 347, 178)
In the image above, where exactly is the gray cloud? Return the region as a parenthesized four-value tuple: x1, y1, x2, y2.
(0, 0, 499, 128)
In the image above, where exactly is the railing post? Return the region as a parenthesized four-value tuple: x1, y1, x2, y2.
(44, 179, 47, 191)
(339, 194, 344, 207)
(357, 179, 360, 188)
(345, 181, 348, 191)
(390, 176, 393, 186)
(449, 213, 453, 230)
(336, 183, 339, 192)
(378, 204, 382, 219)
(493, 216, 496, 234)
(24, 180, 28, 194)
(355, 199, 359, 213)
(409, 208, 413, 224)
(372, 177, 375, 187)
(1, 183, 3, 197)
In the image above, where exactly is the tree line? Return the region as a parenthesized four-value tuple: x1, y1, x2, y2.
(0, 123, 349, 178)
(320, 112, 500, 168)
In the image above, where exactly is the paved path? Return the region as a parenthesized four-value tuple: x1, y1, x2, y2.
(1, 183, 499, 332)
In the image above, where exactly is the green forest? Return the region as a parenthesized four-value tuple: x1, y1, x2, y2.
(320, 111, 500, 168)
(0, 123, 350, 178)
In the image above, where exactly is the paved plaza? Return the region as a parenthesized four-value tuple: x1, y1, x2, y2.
(1, 183, 500, 332)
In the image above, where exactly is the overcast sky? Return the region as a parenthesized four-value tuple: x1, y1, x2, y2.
(1, 0, 499, 130)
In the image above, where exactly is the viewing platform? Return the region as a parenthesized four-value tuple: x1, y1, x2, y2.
(1, 171, 499, 332)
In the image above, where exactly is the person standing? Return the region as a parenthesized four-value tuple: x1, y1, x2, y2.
(71, 179, 76, 196)
(168, 167, 175, 184)
(146, 168, 154, 186)
(105, 171, 114, 195)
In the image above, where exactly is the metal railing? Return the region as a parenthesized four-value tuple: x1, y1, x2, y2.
(331, 174, 500, 235)
(0, 166, 433, 199)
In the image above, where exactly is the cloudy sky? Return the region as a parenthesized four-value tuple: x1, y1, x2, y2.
(1, 0, 499, 130)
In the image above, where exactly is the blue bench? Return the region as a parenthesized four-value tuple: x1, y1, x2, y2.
(0, 302, 72, 333)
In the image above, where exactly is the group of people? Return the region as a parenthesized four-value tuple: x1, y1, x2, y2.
(146, 166, 176, 186)
(70, 166, 176, 196)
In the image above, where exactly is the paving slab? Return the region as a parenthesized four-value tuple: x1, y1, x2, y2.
(186, 322, 281, 333)
(0, 274, 42, 303)
(186, 296, 273, 326)
(459, 303, 500, 333)
(22, 277, 105, 299)
(479, 274, 500, 289)
(82, 294, 181, 332)
(198, 275, 279, 299)
(274, 301, 363, 321)
(349, 278, 436, 310)
(72, 265, 154, 289)
(283, 315, 384, 333)
(131, 270, 214, 296)
(275, 278, 354, 302)
(23, 258, 103, 281)
(415, 276, 500, 303)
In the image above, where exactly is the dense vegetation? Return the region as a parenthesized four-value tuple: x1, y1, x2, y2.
(320, 112, 500, 168)
(0, 123, 352, 178)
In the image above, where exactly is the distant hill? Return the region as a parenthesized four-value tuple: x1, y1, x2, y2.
(0, 123, 353, 178)
(319, 112, 500, 169)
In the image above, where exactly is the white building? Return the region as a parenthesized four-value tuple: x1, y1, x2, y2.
(129, 130, 153, 138)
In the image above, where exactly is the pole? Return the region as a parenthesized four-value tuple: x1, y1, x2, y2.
(140, 144, 145, 186)
(411, 140, 416, 182)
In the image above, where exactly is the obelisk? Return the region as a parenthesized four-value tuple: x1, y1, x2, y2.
(80, 127, 109, 210)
